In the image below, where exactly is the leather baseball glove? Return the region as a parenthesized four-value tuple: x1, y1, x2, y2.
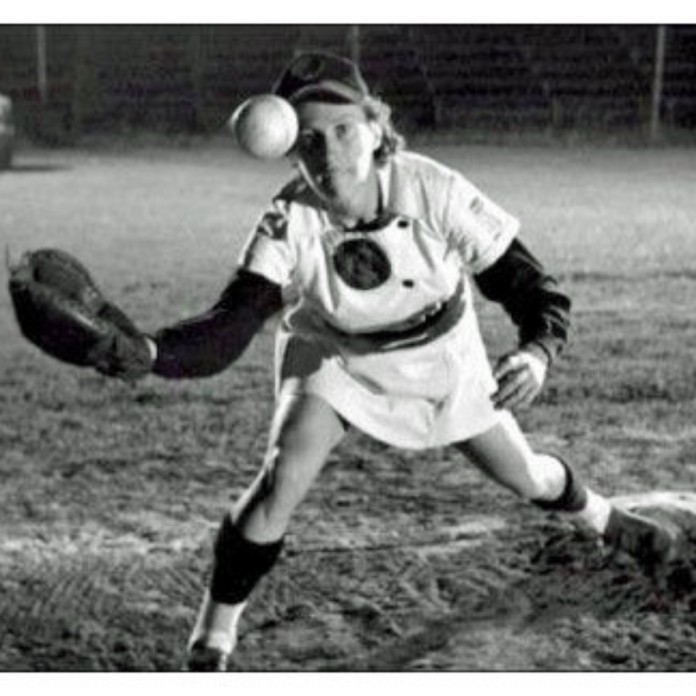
(7, 248, 153, 381)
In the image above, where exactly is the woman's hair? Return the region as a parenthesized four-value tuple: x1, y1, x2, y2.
(362, 95, 406, 166)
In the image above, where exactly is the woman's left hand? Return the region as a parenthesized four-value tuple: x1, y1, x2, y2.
(491, 346, 549, 411)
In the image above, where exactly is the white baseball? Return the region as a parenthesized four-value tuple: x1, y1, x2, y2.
(230, 94, 299, 160)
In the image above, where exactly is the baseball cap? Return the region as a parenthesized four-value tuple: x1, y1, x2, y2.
(272, 51, 370, 105)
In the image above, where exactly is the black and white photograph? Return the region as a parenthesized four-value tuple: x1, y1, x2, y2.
(2, 10, 696, 678)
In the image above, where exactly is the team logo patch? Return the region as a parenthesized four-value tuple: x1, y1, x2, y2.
(257, 209, 288, 240)
(333, 238, 391, 290)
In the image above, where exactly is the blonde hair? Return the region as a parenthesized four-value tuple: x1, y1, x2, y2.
(362, 95, 406, 166)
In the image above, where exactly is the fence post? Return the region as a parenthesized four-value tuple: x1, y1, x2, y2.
(650, 25, 667, 143)
(36, 25, 48, 104)
(190, 26, 206, 131)
(71, 26, 93, 138)
(347, 25, 361, 65)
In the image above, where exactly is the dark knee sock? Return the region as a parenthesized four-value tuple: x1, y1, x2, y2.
(209, 514, 284, 604)
(531, 455, 588, 513)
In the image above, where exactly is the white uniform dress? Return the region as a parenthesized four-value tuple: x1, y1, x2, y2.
(239, 151, 520, 449)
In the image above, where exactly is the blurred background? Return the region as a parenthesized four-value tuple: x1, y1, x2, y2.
(0, 24, 695, 148)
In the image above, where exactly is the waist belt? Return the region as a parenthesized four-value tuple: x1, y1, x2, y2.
(331, 280, 467, 354)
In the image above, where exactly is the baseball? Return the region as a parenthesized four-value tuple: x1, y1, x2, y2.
(229, 94, 299, 160)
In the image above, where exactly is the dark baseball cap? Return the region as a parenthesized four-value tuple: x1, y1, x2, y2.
(272, 51, 370, 105)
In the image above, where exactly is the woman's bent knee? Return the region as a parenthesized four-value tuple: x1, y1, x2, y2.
(232, 394, 345, 541)
(455, 417, 568, 501)
(233, 447, 323, 541)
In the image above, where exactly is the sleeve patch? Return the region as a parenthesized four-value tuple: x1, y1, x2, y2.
(469, 196, 484, 215)
(469, 196, 505, 236)
(257, 208, 289, 240)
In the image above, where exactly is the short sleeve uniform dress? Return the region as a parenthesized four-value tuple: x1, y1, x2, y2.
(239, 151, 519, 450)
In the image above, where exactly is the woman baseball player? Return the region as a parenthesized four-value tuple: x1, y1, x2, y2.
(97, 51, 677, 670)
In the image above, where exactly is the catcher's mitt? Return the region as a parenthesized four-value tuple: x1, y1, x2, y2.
(7, 248, 153, 381)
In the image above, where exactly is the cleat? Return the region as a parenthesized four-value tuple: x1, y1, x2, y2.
(602, 506, 679, 571)
(184, 641, 230, 672)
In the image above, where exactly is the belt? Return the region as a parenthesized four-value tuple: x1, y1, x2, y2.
(331, 280, 466, 354)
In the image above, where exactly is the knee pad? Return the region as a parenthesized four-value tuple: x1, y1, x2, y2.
(532, 455, 588, 513)
(209, 514, 284, 604)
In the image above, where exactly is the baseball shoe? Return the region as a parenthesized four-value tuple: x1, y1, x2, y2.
(184, 641, 230, 672)
(602, 506, 679, 570)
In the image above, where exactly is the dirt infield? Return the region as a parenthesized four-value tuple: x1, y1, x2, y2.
(1, 142, 696, 671)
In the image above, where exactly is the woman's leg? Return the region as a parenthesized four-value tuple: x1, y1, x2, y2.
(453, 411, 677, 565)
(186, 392, 347, 670)
(453, 411, 588, 506)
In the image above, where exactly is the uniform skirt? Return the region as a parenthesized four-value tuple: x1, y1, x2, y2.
(274, 303, 504, 450)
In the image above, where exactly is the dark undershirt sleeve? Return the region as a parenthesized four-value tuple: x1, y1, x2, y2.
(151, 269, 283, 379)
(474, 238, 571, 365)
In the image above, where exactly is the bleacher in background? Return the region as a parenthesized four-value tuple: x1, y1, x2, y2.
(0, 24, 694, 141)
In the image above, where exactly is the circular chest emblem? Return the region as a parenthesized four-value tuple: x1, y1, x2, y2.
(332, 238, 391, 290)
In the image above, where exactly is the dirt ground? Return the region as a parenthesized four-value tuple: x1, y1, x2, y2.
(1, 142, 696, 673)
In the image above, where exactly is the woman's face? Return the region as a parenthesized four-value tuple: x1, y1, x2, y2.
(293, 101, 381, 212)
